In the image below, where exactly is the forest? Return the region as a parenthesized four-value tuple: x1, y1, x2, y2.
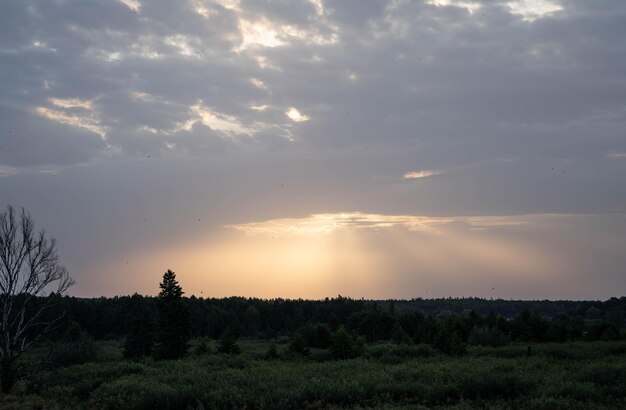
(3, 270, 626, 409)
(43, 291, 626, 346)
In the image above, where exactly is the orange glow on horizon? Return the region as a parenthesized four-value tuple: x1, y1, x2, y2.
(71, 212, 616, 300)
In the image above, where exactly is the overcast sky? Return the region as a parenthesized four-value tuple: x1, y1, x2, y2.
(1, 0, 625, 299)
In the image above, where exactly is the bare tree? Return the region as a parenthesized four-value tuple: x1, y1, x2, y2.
(0, 206, 73, 392)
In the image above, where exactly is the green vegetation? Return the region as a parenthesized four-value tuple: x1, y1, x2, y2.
(1, 247, 625, 408)
(2, 339, 625, 409)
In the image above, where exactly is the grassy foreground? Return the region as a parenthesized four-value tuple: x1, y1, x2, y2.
(3, 339, 626, 409)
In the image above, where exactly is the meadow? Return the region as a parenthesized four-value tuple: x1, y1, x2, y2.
(3, 339, 626, 410)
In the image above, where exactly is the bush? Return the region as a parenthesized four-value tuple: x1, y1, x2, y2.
(587, 322, 620, 341)
(123, 327, 154, 361)
(434, 330, 465, 356)
(367, 343, 437, 360)
(330, 327, 364, 359)
(49, 322, 99, 367)
(289, 328, 310, 355)
(391, 325, 411, 345)
(468, 326, 510, 347)
(265, 342, 279, 359)
(459, 373, 534, 400)
(578, 365, 626, 396)
(194, 340, 209, 355)
(310, 323, 333, 348)
(217, 327, 240, 354)
(289, 323, 333, 354)
(92, 376, 192, 410)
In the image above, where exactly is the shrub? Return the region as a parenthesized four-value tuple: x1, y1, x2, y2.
(289, 323, 333, 354)
(217, 327, 240, 354)
(391, 325, 411, 345)
(289, 328, 310, 355)
(310, 323, 333, 348)
(194, 341, 209, 355)
(49, 322, 99, 367)
(459, 373, 535, 400)
(434, 330, 465, 356)
(468, 326, 510, 347)
(265, 342, 279, 359)
(92, 376, 192, 410)
(330, 327, 364, 359)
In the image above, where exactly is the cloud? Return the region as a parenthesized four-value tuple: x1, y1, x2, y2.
(427, 0, 483, 15)
(0, 0, 626, 298)
(36, 98, 107, 139)
(226, 211, 530, 237)
(507, 0, 563, 22)
(0, 106, 106, 167)
(285, 107, 310, 122)
(607, 152, 626, 158)
(0, 165, 18, 177)
(404, 170, 441, 179)
(184, 103, 258, 135)
(119, 0, 141, 12)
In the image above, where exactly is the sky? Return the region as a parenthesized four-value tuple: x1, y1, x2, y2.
(1, 0, 625, 300)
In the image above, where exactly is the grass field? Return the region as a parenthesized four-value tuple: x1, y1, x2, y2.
(2, 339, 626, 409)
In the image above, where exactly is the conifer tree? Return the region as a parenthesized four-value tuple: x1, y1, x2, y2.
(154, 270, 191, 359)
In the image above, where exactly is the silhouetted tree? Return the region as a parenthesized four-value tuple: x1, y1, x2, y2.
(0, 206, 74, 392)
(391, 324, 411, 345)
(331, 326, 364, 359)
(123, 294, 155, 360)
(434, 318, 466, 356)
(243, 305, 261, 336)
(217, 327, 240, 354)
(153, 270, 190, 359)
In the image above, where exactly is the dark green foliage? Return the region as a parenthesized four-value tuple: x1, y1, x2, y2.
(310, 323, 333, 348)
(468, 325, 511, 347)
(265, 342, 279, 359)
(434, 328, 465, 356)
(20, 339, 626, 410)
(24, 295, 626, 347)
(289, 327, 310, 355)
(511, 310, 550, 342)
(587, 321, 620, 341)
(351, 308, 396, 342)
(458, 372, 535, 400)
(432, 316, 467, 355)
(49, 322, 99, 366)
(243, 305, 261, 335)
(154, 270, 191, 360)
(331, 326, 365, 359)
(390, 324, 411, 344)
(123, 294, 155, 360)
(368, 343, 437, 360)
(194, 340, 209, 355)
(217, 327, 240, 354)
(289, 323, 333, 354)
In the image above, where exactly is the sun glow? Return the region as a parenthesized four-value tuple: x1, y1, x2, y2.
(78, 212, 625, 300)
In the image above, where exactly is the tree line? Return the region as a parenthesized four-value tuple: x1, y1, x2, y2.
(31, 287, 621, 359)
(46, 293, 624, 343)
(2, 205, 625, 392)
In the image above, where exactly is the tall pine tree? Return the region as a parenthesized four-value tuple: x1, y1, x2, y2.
(154, 270, 191, 359)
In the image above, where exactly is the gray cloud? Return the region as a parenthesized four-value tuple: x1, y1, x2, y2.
(1, 0, 625, 297)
